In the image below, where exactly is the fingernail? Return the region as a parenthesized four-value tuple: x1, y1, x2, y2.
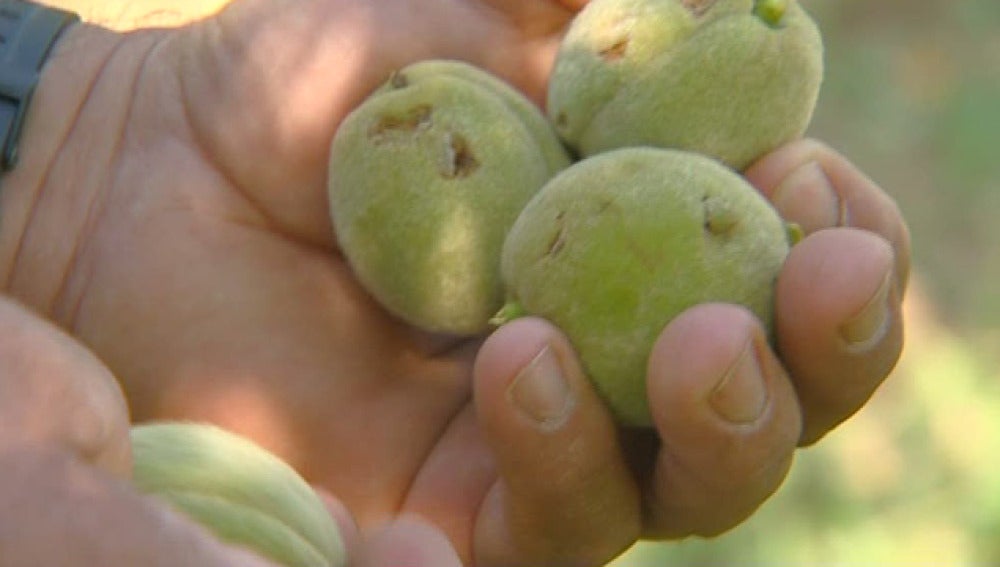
(839, 272, 893, 351)
(508, 345, 572, 428)
(710, 340, 768, 424)
(772, 161, 844, 234)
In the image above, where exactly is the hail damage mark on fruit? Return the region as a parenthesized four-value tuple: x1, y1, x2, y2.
(440, 132, 480, 178)
(599, 37, 630, 61)
(703, 195, 739, 236)
(370, 104, 432, 139)
(389, 71, 409, 89)
(555, 111, 569, 129)
(547, 227, 567, 257)
(622, 230, 656, 271)
(681, 0, 717, 16)
(544, 211, 568, 258)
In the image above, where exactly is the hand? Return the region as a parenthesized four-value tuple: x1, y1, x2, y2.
(0, 1, 909, 566)
(0, 297, 462, 567)
(473, 138, 909, 554)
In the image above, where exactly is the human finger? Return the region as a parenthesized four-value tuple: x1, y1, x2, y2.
(774, 228, 903, 444)
(744, 138, 911, 290)
(472, 317, 641, 566)
(642, 304, 802, 537)
(0, 297, 131, 476)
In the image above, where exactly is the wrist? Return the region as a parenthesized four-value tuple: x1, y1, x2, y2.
(0, 19, 158, 317)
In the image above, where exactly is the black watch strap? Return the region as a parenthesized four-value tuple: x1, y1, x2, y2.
(0, 0, 78, 171)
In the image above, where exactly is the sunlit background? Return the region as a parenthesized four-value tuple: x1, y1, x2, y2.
(50, 0, 1000, 564)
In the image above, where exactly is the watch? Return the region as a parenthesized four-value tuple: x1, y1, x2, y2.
(0, 0, 78, 171)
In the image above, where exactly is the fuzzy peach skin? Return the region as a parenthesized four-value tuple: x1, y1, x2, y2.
(328, 61, 570, 335)
(548, 0, 823, 170)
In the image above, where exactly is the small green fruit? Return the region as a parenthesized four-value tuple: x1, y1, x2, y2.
(329, 60, 570, 334)
(498, 148, 791, 426)
(547, 0, 824, 171)
(131, 422, 346, 567)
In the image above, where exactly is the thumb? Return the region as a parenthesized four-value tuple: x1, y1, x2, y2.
(472, 317, 640, 566)
(0, 297, 131, 476)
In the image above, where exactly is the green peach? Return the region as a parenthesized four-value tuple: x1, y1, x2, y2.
(131, 422, 346, 567)
(497, 147, 791, 426)
(547, 0, 824, 171)
(329, 61, 570, 334)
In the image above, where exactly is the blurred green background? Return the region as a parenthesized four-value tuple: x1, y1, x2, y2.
(611, 0, 1000, 565)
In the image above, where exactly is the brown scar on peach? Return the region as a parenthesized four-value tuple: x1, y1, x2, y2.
(389, 71, 409, 89)
(440, 132, 480, 179)
(681, 0, 717, 16)
(547, 227, 567, 257)
(702, 196, 739, 235)
(599, 37, 630, 61)
(546, 212, 568, 257)
(370, 104, 433, 138)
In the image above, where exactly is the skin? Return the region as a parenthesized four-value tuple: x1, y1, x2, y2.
(0, 0, 910, 566)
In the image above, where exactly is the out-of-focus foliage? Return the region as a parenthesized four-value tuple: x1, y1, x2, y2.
(610, 0, 1000, 565)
